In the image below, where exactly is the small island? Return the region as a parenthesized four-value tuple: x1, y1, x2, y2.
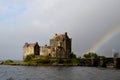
(1, 32, 120, 68)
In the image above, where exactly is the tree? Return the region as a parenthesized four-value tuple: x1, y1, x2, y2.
(83, 52, 98, 59)
(24, 54, 35, 62)
(69, 52, 76, 59)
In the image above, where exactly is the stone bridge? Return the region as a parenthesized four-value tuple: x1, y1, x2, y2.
(79, 57, 120, 68)
(91, 57, 120, 68)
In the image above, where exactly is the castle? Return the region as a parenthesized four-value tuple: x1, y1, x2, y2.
(23, 32, 72, 59)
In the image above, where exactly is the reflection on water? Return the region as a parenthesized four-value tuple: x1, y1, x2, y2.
(0, 65, 120, 80)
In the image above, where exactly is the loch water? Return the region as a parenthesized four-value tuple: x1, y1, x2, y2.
(0, 65, 120, 80)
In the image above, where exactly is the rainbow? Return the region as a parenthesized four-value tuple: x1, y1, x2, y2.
(88, 26, 120, 53)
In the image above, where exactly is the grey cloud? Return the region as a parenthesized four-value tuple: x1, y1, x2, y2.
(0, 0, 120, 60)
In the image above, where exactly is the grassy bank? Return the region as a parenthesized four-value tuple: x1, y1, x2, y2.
(0, 56, 80, 66)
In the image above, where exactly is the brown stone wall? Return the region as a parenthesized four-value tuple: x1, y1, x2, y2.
(23, 42, 40, 60)
(50, 32, 72, 58)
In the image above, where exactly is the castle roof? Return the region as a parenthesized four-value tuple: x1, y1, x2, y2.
(52, 32, 69, 40)
(23, 42, 38, 48)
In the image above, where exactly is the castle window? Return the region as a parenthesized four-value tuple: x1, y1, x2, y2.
(49, 54, 51, 57)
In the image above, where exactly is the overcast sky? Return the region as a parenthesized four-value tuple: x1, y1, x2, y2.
(0, 0, 120, 60)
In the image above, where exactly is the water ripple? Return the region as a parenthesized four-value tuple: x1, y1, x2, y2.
(0, 65, 120, 80)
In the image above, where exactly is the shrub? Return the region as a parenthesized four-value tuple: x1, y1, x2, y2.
(24, 54, 35, 62)
(4, 60, 14, 64)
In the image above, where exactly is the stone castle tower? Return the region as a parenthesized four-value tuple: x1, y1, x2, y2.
(50, 32, 72, 58)
(23, 32, 72, 59)
(23, 42, 40, 59)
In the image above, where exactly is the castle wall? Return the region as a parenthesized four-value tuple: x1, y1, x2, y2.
(40, 46, 51, 56)
(23, 32, 72, 59)
(23, 47, 34, 59)
(50, 32, 72, 58)
(23, 42, 40, 59)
